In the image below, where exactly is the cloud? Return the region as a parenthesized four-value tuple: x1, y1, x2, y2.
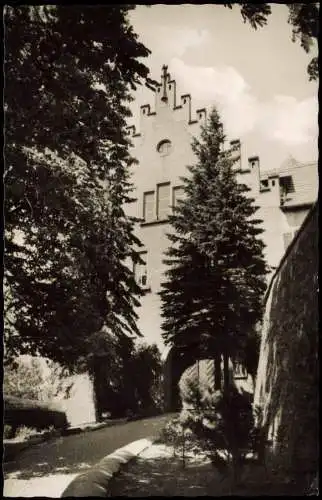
(169, 59, 318, 145)
(258, 95, 318, 145)
(152, 27, 210, 58)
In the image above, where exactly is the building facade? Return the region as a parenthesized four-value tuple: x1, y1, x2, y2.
(125, 66, 318, 406)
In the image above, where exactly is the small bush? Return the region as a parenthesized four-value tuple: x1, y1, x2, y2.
(15, 426, 39, 441)
(5, 425, 56, 442)
(178, 370, 257, 482)
(4, 424, 13, 439)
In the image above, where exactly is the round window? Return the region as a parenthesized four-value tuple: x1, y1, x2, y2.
(157, 139, 172, 156)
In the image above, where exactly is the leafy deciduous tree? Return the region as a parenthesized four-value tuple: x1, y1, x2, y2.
(224, 3, 319, 81)
(4, 6, 154, 369)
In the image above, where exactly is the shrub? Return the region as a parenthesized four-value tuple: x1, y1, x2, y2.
(4, 357, 45, 400)
(4, 356, 74, 403)
(14, 426, 39, 441)
(4, 395, 68, 433)
(178, 371, 256, 482)
(159, 416, 197, 463)
(4, 424, 13, 439)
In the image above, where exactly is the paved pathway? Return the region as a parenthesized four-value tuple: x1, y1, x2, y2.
(4, 414, 173, 497)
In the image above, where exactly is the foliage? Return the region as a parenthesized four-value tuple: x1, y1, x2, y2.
(91, 338, 163, 418)
(4, 395, 68, 433)
(160, 108, 268, 379)
(4, 424, 55, 441)
(178, 372, 255, 481)
(3, 356, 74, 402)
(160, 371, 257, 480)
(224, 3, 319, 81)
(130, 343, 163, 413)
(237, 323, 262, 383)
(224, 3, 272, 30)
(158, 416, 197, 464)
(90, 331, 136, 418)
(4, 5, 153, 369)
(4, 357, 45, 401)
(4, 424, 13, 439)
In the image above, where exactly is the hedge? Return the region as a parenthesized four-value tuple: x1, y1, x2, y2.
(4, 395, 68, 431)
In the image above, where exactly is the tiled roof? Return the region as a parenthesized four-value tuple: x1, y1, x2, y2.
(261, 157, 318, 208)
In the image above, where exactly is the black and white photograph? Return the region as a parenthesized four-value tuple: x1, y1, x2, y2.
(3, 4, 319, 497)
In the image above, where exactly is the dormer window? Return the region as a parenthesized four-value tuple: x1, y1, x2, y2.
(157, 139, 172, 156)
(280, 175, 295, 194)
(280, 175, 295, 205)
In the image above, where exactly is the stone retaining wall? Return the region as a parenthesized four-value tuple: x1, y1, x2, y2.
(254, 201, 318, 482)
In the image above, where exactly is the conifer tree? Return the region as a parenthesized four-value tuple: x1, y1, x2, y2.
(4, 6, 155, 369)
(160, 108, 268, 390)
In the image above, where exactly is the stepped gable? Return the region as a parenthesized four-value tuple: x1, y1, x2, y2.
(126, 64, 207, 138)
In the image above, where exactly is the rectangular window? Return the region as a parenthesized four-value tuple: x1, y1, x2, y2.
(134, 252, 149, 289)
(157, 183, 170, 220)
(260, 179, 269, 190)
(143, 191, 155, 222)
(172, 186, 184, 209)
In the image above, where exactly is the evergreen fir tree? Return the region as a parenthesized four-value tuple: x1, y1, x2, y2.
(160, 108, 268, 389)
(4, 6, 155, 369)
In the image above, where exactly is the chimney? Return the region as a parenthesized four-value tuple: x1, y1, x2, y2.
(248, 155, 260, 170)
(248, 156, 260, 192)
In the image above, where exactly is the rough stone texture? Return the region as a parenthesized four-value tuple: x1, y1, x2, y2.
(254, 201, 318, 483)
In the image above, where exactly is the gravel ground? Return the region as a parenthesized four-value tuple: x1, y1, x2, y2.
(109, 442, 306, 497)
(109, 443, 227, 496)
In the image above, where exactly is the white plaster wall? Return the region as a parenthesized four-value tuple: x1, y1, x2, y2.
(11, 355, 97, 427)
(126, 73, 314, 356)
(54, 373, 96, 427)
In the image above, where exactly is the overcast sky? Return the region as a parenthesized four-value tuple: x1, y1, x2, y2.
(128, 4, 318, 172)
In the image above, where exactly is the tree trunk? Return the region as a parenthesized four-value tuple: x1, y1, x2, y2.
(223, 352, 230, 394)
(214, 353, 221, 391)
(92, 359, 102, 423)
(232, 449, 242, 488)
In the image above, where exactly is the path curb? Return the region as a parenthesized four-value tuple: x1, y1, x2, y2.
(62, 418, 128, 436)
(61, 438, 154, 497)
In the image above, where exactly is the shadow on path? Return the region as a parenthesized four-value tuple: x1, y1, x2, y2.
(109, 445, 307, 497)
(4, 415, 173, 481)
